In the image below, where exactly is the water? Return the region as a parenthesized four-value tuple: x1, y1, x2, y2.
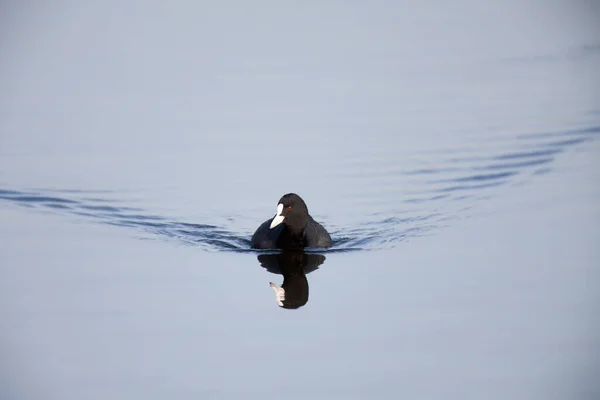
(1, 124, 599, 253)
(1, 2, 599, 399)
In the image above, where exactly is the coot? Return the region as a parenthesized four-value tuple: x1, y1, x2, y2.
(251, 193, 332, 249)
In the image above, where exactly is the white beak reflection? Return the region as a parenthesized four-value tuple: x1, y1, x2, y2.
(269, 282, 285, 307)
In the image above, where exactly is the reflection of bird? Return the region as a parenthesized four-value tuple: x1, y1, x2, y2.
(257, 251, 326, 309)
(251, 193, 332, 249)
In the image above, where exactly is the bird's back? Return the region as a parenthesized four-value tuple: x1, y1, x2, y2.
(304, 216, 332, 248)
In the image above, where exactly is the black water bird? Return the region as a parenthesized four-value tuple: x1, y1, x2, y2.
(251, 193, 332, 249)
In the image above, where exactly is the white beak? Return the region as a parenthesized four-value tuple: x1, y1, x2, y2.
(269, 203, 285, 229)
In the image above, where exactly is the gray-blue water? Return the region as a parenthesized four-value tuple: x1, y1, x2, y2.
(1, 2, 599, 399)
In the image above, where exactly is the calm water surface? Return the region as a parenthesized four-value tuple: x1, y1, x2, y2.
(1, 2, 599, 399)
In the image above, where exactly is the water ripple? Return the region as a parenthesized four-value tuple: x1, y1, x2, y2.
(1, 124, 597, 252)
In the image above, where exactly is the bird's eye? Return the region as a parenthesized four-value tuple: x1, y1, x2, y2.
(287, 206, 292, 210)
